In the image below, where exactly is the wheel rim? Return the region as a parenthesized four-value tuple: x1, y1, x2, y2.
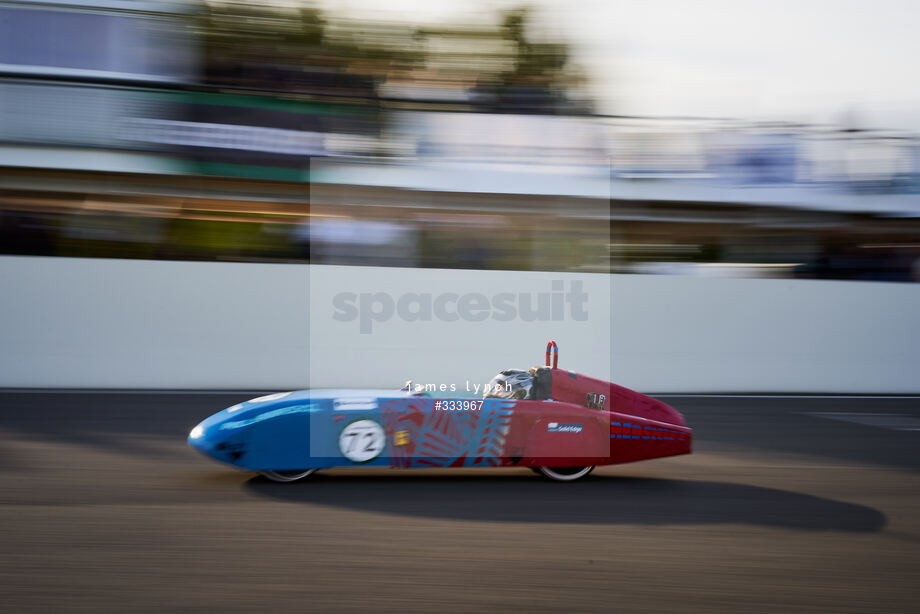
(538, 466, 594, 482)
(260, 469, 317, 483)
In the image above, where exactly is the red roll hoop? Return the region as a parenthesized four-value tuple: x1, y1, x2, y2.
(545, 340, 559, 369)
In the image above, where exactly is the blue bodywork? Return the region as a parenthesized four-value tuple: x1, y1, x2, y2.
(188, 390, 401, 471)
(188, 389, 517, 472)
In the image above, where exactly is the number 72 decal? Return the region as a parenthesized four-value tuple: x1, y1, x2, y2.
(338, 419, 386, 463)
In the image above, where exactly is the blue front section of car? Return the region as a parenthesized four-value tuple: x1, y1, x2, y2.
(189, 391, 311, 471)
(188, 390, 400, 472)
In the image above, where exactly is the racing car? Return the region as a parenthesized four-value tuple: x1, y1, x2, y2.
(188, 341, 692, 482)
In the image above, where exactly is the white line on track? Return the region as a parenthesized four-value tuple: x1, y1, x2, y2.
(806, 412, 920, 431)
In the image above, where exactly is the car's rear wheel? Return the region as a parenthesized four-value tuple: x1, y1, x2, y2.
(260, 469, 317, 483)
(537, 466, 595, 481)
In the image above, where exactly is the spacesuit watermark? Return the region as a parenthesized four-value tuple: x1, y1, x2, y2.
(332, 280, 589, 333)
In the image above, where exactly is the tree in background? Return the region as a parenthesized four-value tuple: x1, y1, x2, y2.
(193, 1, 591, 114)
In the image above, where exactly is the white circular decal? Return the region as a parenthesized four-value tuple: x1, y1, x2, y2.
(338, 419, 385, 463)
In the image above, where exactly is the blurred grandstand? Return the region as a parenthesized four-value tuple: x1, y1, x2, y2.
(0, 0, 918, 280)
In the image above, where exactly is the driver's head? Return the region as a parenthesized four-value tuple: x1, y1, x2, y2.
(483, 369, 533, 400)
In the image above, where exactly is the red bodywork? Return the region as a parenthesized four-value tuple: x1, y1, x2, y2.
(493, 368, 691, 468)
(385, 341, 692, 470)
(514, 340, 690, 467)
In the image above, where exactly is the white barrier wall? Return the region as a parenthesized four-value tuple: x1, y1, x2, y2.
(0, 256, 309, 389)
(1, 256, 918, 392)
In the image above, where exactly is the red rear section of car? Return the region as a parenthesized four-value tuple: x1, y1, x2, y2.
(549, 368, 686, 427)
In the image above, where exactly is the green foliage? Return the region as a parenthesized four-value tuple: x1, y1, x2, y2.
(191, 1, 582, 111)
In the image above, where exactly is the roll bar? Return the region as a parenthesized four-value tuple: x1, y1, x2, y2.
(545, 340, 558, 369)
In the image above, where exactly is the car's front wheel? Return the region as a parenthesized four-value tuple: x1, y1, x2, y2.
(536, 466, 595, 481)
(260, 469, 317, 483)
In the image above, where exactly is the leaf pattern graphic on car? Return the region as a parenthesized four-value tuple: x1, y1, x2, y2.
(381, 398, 514, 468)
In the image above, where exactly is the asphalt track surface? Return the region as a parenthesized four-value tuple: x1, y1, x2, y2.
(0, 392, 917, 613)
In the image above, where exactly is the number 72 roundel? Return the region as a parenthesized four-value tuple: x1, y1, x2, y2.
(338, 419, 386, 463)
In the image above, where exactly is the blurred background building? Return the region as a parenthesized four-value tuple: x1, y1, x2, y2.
(1, 0, 919, 281)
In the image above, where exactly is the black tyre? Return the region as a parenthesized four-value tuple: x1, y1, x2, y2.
(260, 469, 317, 483)
(536, 466, 595, 482)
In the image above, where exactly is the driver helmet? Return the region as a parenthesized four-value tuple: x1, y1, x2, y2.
(483, 369, 534, 400)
